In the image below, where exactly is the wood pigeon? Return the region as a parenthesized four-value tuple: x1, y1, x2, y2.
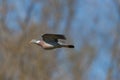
(30, 34, 74, 50)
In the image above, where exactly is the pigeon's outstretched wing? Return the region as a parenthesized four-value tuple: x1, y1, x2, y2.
(41, 34, 66, 44)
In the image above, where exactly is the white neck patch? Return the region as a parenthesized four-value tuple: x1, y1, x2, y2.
(36, 40, 40, 43)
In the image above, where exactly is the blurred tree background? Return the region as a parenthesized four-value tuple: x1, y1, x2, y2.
(0, 0, 120, 80)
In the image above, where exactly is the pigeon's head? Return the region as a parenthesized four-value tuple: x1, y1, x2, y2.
(30, 39, 40, 44)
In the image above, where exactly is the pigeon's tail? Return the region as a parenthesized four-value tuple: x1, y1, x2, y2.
(62, 45, 74, 48)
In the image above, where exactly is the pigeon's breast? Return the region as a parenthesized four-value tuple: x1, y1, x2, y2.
(42, 42, 54, 49)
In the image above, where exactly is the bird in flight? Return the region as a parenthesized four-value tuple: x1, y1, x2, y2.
(30, 34, 74, 50)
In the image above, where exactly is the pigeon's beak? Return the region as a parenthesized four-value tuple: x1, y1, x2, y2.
(29, 40, 33, 44)
(29, 39, 37, 44)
